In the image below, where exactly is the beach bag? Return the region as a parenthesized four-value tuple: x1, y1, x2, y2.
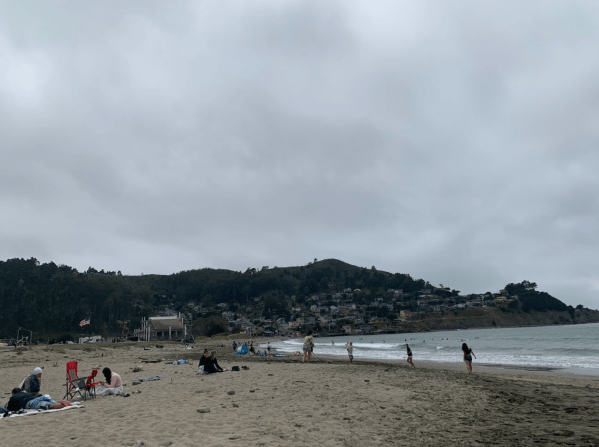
(231, 366, 240, 371)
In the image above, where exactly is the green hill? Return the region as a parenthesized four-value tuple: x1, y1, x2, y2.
(0, 257, 592, 340)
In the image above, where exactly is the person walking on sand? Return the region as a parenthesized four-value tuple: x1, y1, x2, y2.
(405, 344, 415, 368)
(462, 343, 476, 373)
(346, 341, 354, 363)
(302, 330, 314, 363)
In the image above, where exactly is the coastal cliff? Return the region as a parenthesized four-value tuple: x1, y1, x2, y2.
(398, 307, 599, 333)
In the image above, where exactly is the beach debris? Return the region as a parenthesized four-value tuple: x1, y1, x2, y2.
(227, 391, 235, 395)
(132, 376, 166, 385)
(132, 366, 143, 373)
(232, 403, 239, 408)
(141, 359, 162, 363)
(588, 410, 593, 414)
(268, 373, 273, 376)
(165, 359, 187, 365)
(250, 389, 256, 393)
(241, 366, 249, 370)
(364, 378, 370, 382)
(197, 407, 210, 413)
(137, 441, 146, 446)
(221, 405, 227, 408)
(156, 345, 164, 349)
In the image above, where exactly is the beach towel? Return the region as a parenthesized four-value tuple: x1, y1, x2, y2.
(95, 385, 123, 395)
(1, 404, 85, 420)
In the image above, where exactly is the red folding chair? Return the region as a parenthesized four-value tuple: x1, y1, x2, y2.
(64, 361, 100, 401)
(85, 369, 100, 399)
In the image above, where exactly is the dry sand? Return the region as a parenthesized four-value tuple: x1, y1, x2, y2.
(2, 338, 599, 447)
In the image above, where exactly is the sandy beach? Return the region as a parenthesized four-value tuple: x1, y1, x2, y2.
(2, 338, 598, 447)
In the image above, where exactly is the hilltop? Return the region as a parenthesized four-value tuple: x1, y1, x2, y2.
(1, 257, 597, 340)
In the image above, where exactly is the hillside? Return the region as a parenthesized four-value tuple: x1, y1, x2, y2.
(0, 257, 596, 340)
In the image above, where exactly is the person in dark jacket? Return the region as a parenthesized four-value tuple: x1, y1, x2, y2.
(198, 349, 209, 368)
(5, 388, 71, 412)
(20, 367, 43, 396)
(204, 351, 224, 373)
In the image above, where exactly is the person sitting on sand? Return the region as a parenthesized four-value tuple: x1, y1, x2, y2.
(405, 344, 415, 368)
(97, 367, 123, 395)
(19, 367, 43, 396)
(204, 351, 224, 373)
(199, 349, 209, 368)
(346, 341, 354, 364)
(302, 330, 314, 363)
(462, 343, 476, 373)
(6, 388, 71, 411)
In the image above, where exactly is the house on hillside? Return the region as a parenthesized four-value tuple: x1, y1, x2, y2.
(135, 315, 187, 341)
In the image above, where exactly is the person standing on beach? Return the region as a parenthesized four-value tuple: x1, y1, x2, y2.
(232, 341, 238, 352)
(462, 343, 476, 373)
(405, 344, 415, 367)
(302, 330, 314, 363)
(347, 341, 354, 363)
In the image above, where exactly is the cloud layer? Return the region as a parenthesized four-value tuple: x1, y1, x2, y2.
(1, 1, 598, 307)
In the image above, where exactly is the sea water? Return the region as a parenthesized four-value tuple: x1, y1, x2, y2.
(266, 323, 599, 374)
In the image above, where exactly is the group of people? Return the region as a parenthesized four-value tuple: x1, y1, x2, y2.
(198, 349, 224, 374)
(0, 365, 123, 415)
(1, 367, 72, 413)
(232, 340, 277, 357)
(341, 339, 477, 373)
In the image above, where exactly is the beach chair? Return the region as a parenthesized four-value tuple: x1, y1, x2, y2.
(64, 361, 100, 401)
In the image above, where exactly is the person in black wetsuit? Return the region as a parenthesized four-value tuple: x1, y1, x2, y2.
(405, 344, 415, 368)
(204, 351, 224, 373)
(462, 343, 476, 373)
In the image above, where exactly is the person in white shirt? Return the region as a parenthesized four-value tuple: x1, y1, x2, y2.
(346, 341, 354, 363)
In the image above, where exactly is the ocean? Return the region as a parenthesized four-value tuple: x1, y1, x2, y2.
(265, 323, 599, 375)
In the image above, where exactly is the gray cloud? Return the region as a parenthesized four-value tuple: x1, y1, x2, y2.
(1, 0, 598, 307)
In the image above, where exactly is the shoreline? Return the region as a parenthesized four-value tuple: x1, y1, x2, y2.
(261, 323, 599, 377)
(287, 350, 599, 378)
(259, 337, 599, 378)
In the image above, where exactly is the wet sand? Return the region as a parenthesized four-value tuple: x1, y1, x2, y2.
(1, 338, 598, 446)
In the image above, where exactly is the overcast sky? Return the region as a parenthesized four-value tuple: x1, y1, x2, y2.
(1, 1, 598, 308)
